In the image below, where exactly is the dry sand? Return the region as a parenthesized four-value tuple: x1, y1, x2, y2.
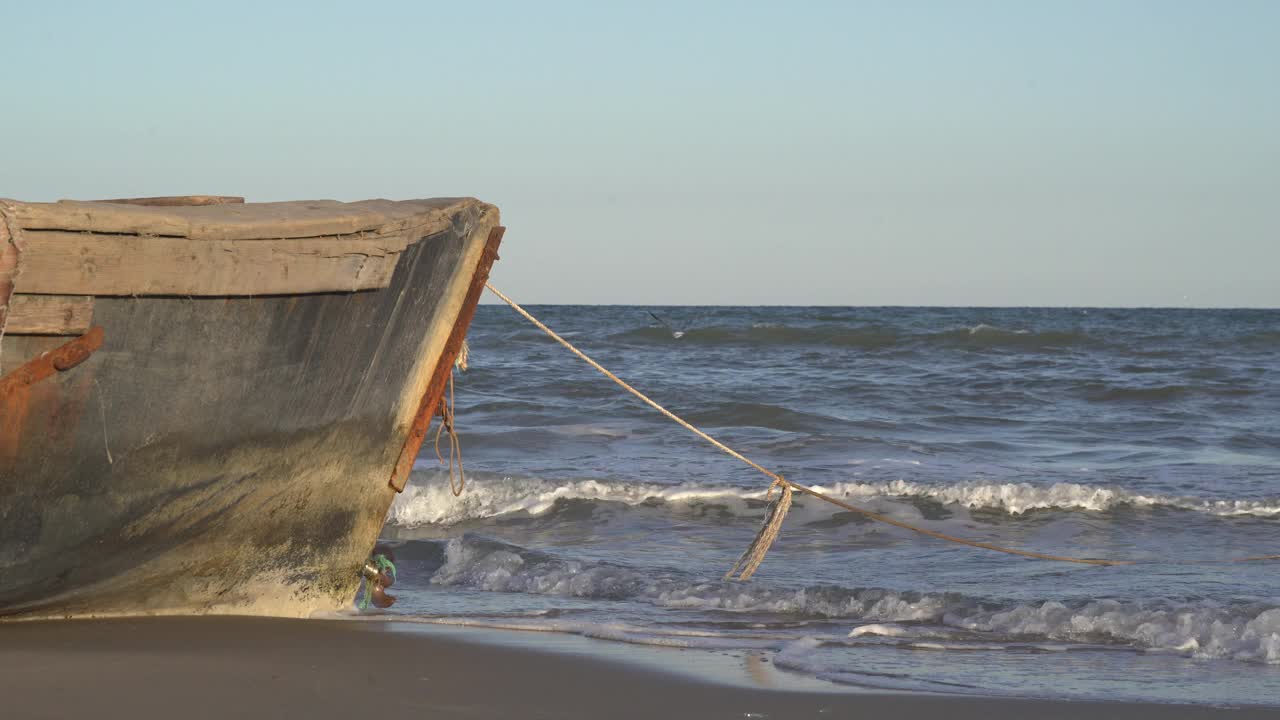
(0, 616, 1271, 719)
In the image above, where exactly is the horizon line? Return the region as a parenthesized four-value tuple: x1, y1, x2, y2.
(478, 301, 1280, 310)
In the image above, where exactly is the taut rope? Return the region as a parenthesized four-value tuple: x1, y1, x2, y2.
(485, 283, 1280, 574)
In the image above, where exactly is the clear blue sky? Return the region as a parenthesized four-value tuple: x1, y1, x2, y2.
(2, 1, 1276, 306)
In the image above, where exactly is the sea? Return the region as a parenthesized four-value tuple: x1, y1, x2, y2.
(373, 305, 1280, 706)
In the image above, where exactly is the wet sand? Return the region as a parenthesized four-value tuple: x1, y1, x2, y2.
(0, 617, 1271, 719)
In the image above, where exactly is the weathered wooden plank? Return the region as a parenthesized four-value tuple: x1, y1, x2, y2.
(5, 295, 94, 335)
(8, 202, 190, 237)
(94, 196, 245, 207)
(0, 335, 65, 376)
(13, 232, 412, 296)
(0, 219, 16, 338)
(2, 197, 479, 242)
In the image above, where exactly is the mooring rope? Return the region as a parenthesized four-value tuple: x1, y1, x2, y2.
(485, 283, 1280, 573)
(435, 372, 466, 497)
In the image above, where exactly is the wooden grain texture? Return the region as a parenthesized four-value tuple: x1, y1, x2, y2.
(0, 335, 65, 376)
(0, 219, 15, 337)
(3, 197, 479, 241)
(93, 196, 245, 207)
(4, 295, 94, 335)
(13, 231, 412, 296)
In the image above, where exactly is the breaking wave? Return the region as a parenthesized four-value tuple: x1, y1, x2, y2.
(425, 535, 1280, 664)
(387, 473, 1280, 527)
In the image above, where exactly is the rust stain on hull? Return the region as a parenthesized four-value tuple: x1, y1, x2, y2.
(0, 326, 104, 401)
(0, 327, 103, 462)
(389, 226, 504, 492)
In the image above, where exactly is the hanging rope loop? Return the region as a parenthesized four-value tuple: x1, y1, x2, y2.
(725, 481, 792, 581)
(434, 372, 466, 497)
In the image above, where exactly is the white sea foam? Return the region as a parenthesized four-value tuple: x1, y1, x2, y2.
(773, 637, 988, 693)
(906, 642, 996, 651)
(849, 623, 910, 637)
(949, 600, 1280, 664)
(844, 624, 970, 642)
(387, 474, 756, 527)
(388, 472, 1280, 527)
(426, 535, 1280, 664)
(968, 323, 1028, 336)
(357, 614, 783, 650)
(810, 479, 1280, 517)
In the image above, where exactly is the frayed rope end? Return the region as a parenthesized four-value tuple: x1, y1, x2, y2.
(724, 479, 792, 581)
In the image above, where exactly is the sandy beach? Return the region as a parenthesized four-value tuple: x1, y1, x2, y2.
(1, 617, 1272, 719)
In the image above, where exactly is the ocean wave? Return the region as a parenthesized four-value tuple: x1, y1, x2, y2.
(387, 473, 758, 527)
(950, 599, 1280, 664)
(774, 639, 989, 692)
(359, 614, 785, 650)
(679, 402, 847, 432)
(426, 535, 1280, 664)
(861, 478, 1280, 516)
(1080, 382, 1257, 402)
(607, 323, 1098, 350)
(927, 324, 1098, 350)
(1237, 330, 1280, 349)
(1085, 384, 1194, 402)
(609, 325, 900, 348)
(387, 473, 1280, 527)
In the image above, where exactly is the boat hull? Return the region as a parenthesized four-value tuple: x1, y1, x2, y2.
(0, 204, 498, 618)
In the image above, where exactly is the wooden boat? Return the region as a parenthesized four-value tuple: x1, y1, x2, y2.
(0, 195, 502, 618)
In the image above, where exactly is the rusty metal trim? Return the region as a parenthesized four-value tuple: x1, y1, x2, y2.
(0, 326, 105, 402)
(389, 226, 504, 492)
